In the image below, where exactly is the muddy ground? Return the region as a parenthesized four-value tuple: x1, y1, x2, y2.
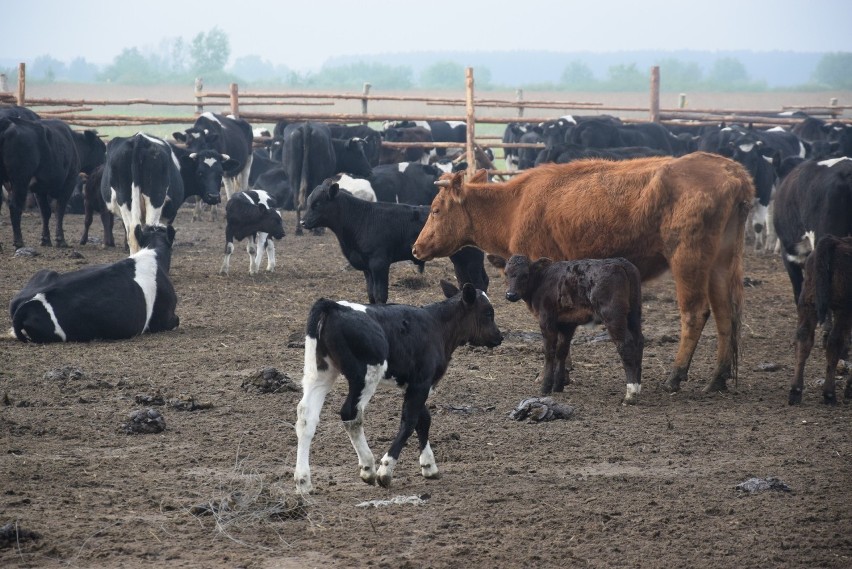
(1, 206, 850, 569)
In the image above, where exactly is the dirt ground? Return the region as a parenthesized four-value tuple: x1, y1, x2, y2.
(1, 204, 850, 569)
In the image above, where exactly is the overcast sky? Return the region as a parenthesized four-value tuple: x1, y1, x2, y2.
(3, 0, 851, 70)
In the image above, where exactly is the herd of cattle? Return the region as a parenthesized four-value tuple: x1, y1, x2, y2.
(1, 102, 851, 493)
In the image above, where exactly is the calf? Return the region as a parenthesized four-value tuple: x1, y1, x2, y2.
(10, 224, 178, 343)
(220, 190, 285, 275)
(789, 235, 852, 405)
(489, 255, 644, 404)
(293, 280, 503, 493)
(301, 179, 488, 303)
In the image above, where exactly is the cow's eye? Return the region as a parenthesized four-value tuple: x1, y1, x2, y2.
(431, 209, 439, 216)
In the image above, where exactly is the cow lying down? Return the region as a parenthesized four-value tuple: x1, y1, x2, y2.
(10, 224, 179, 343)
(790, 235, 852, 405)
(489, 255, 644, 404)
(294, 280, 503, 494)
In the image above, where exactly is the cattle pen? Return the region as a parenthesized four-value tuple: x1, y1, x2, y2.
(2, 63, 849, 177)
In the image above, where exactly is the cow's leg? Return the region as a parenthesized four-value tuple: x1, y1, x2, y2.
(239, 156, 252, 192)
(192, 200, 203, 222)
(600, 306, 644, 405)
(369, 261, 391, 304)
(7, 183, 27, 249)
(552, 323, 577, 392)
(704, 247, 744, 393)
(81, 200, 94, 245)
(295, 208, 304, 236)
(219, 228, 234, 275)
(782, 255, 805, 305)
(363, 271, 376, 304)
(33, 192, 53, 246)
(416, 404, 440, 480)
(52, 176, 75, 248)
(378, 383, 430, 488)
(294, 340, 339, 494)
(822, 316, 851, 405)
(340, 360, 387, 486)
(253, 232, 270, 272)
(790, 301, 817, 405)
(539, 319, 561, 394)
(247, 235, 259, 275)
(101, 210, 115, 248)
(264, 236, 277, 272)
(663, 256, 712, 393)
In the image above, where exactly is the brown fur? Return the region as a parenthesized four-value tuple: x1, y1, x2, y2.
(789, 235, 852, 405)
(414, 153, 754, 392)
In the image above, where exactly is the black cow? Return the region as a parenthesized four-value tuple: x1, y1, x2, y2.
(10, 224, 178, 343)
(517, 129, 544, 170)
(535, 143, 667, 167)
(220, 189, 285, 275)
(328, 124, 383, 166)
(281, 121, 373, 233)
(0, 117, 80, 249)
(301, 179, 488, 303)
(173, 112, 254, 200)
(501, 122, 532, 171)
(789, 235, 852, 405)
(773, 157, 852, 304)
(380, 124, 433, 164)
(488, 255, 644, 404)
(79, 165, 111, 246)
(293, 280, 502, 493)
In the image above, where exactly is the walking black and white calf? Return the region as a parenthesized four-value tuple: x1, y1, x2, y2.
(293, 280, 503, 493)
(220, 190, 285, 275)
(488, 255, 644, 404)
(789, 235, 852, 405)
(10, 224, 179, 343)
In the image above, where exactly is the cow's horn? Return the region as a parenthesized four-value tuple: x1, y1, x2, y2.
(434, 180, 451, 187)
(189, 153, 197, 159)
(221, 154, 230, 160)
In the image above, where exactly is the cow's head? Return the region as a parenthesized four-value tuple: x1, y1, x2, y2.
(256, 195, 286, 240)
(173, 127, 217, 151)
(412, 169, 487, 261)
(134, 224, 177, 272)
(440, 280, 503, 348)
(339, 138, 373, 178)
(726, 135, 779, 234)
(180, 150, 237, 205)
(300, 178, 339, 231)
(487, 254, 552, 303)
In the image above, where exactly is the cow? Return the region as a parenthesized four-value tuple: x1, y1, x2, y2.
(488, 255, 644, 403)
(0, 117, 80, 249)
(789, 235, 852, 405)
(281, 121, 373, 234)
(772, 157, 852, 304)
(79, 165, 112, 246)
(301, 178, 489, 303)
(328, 124, 382, 166)
(380, 124, 433, 164)
(517, 128, 544, 170)
(10, 224, 178, 343)
(293, 280, 503, 493)
(413, 154, 754, 394)
(173, 112, 254, 200)
(333, 173, 376, 201)
(100, 133, 235, 253)
(220, 189, 285, 276)
(535, 143, 667, 167)
(502, 122, 532, 171)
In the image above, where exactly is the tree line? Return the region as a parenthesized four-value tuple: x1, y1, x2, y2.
(5, 27, 852, 91)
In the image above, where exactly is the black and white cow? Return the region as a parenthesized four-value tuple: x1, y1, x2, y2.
(10, 224, 178, 343)
(380, 124, 433, 165)
(220, 189, 285, 275)
(281, 121, 373, 233)
(293, 280, 502, 493)
(300, 179, 488, 303)
(173, 112, 254, 200)
(773, 157, 852, 304)
(0, 117, 80, 249)
(328, 123, 383, 166)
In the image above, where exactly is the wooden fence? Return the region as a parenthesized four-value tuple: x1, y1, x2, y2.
(1, 62, 849, 177)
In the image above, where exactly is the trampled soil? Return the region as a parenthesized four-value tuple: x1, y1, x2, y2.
(1, 206, 850, 568)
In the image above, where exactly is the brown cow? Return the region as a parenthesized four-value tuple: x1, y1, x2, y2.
(789, 235, 852, 405)
(413, 153, 755, 393)
(489, 255, 644, 404)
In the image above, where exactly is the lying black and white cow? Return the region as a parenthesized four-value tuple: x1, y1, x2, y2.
(10, 224, 178, 343)
(220, 190, 285, 275)
(488, 254, 644, 404)
(293, 280, 502, 493)
(300, 179, 488, 303)
(773, 157, 852, 303)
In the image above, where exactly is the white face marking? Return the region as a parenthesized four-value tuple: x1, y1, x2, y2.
(131, 248, 159, 333)
(818, 157, 851, 167)
(738, 143, 755, 153)
(752, 203, 769, 228)
(397, 162, 409, 173)
(337, 300, 367, 313)
(203, 157, 218, 168)
(32, 293, 67, 341)
(190, 132, 201, 139)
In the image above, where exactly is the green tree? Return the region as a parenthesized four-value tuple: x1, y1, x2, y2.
(560, 61, 597, 90)
(230, 54, 277, 83)
(99, 47, 157, 83)
(190, 27, 230, 74)
(309, 62, 412, 89)
(67, 57, 99, 82)
(812, 52, 852, 89)
(706, 57, 748, 85)
(605, 63, 646, 91)
(31, 54, 66, 82)
(656, 58, 702, 91)
(420, 61, 465, 89)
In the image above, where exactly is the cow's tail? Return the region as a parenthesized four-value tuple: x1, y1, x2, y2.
(813, 235, 838, 326)
(11, 306, 30, 343)
(306, 298, 337, 341)
(298, 123, 312, 211)
(727, 183, 753, 386)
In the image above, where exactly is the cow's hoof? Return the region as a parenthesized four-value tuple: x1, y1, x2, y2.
(788, 387, 803, 405)
(294, 476, 314, 495)
(702, 378, 728, 393)
(622, 396, 638, 406)
(40, 239, 52, 247)
(377, 474, 392, 488)
(55, 240, 68, 249)
(422, 466, 441, 480)
(661, 379, 681, 393)
(360, 466, 377, 486)
(823, 391, 838, 406)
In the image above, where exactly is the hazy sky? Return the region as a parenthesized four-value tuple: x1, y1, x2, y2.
(4, 0, 851, 70)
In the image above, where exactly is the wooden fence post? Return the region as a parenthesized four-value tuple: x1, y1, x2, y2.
(465, 67, 476, 180)
(194, 77, 204, 115)
(17, 63, 26, 107)
(649, 66, 660, 123)
(229, 83, 240, 118)
(361, 82, 371, 122)
(678, 93, 687, 109)
(516, 89, 524, 118)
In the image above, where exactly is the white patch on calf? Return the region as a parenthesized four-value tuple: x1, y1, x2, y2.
(131, 248, 159, 333)
(337, 174, 376, 202)
(337, 300, 367, 313)
(397, 162, 410, 173)
(31, 293, 67, 342)
(818, 157, 851, 168)
(787, 231, 816, 265)
(798, 141, 806, 158)
(253, 189, 274, 209)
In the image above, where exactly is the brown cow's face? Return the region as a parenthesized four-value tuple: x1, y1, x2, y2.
(412, 171, 468, 261)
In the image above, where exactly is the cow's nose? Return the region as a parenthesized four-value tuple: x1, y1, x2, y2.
(411, 246, 418, 257)
(505, 292, 520, 302)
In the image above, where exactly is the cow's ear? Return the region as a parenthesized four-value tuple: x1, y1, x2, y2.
(440, 279, 459, 299)
(531, 257, 553, 272)
(84, 130, 98, 143)
(487, 254, 506, 270)
(178, 153, 195, 170)
(469, 169, 488, 183)
(134, 224, 145, 247)
(173, 132, 187, 143)
(328, 182, 339, 199)
(221, 158, 239, 171)
(461, 283, 477, 305)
